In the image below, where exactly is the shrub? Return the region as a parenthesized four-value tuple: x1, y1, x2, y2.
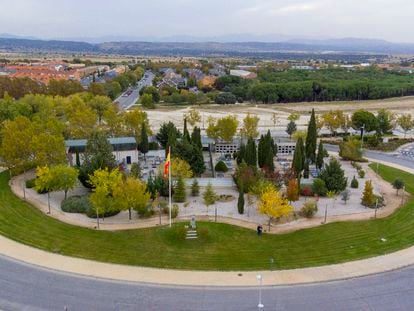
(162, 203, 179, 218)
(167, 225, 187, 241)
(339, 138, 363, 161)
(25, 178, 36, 189)
(148, 141, 159, 150)
(171, 204, 179, 219)
(365, 134, 382, 147)
(300, 200, 318, 218)
(312, 178, 327, 197)
(61, 195, 91, 213)
(215, 161, 228, 172)
(134, 203, 154, 218)
(86, 206, 120, 218)
(341, 189, 351, 204)
(198, 227, 210, 241)
(350, 176, 359, 188)
(300, 185, 314, 197)
(358, 170, 366, 178)
(319, 158, 348, 192)
(361, 180, 376, 207)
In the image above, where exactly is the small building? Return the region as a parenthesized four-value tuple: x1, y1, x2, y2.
(276, 142, 296, 155)
(65, 137, 138, 166)
(229, 70, 257, 79)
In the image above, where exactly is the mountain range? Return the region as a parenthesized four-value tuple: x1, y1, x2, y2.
(1, 34, 414, 57)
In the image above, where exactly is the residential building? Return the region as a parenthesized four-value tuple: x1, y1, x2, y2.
(229, 69, 257, 79)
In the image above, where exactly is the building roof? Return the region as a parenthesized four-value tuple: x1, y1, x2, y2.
(65, 137, 137, 148)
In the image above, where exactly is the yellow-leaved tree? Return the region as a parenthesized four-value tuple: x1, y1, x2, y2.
(258, 185, 293, 231)
(113, 177, 150, 220)
(157, 157, 193, 179)
(89, 168, 123, 228)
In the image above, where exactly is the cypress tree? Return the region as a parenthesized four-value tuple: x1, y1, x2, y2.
(139, 123, 149, 160)
(258, 134, 265, 168)
(237, 185, 245, 214)
(237, 143, 246, 165)
(245, 137, 257, 167)
(316, 141, 325, 170)
(75, 149, 81, 167)
(292, 137, 305, 178)
(183, 118, 190, 142)
(191, 126, 202, 151)
(306, 109, 317, 163)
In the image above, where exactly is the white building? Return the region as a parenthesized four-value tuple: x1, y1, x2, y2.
(65, 137, 138, 166)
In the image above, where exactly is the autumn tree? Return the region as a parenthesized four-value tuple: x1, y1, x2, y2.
(89, 168, 123, 228)
(322, 110, 346, 136)
(124, 109, 151, 145)
(286, 179, 299, 202)
(240, 113, 260, 139)
(361, 180, 376, 207)
(64, 95, 97, 139)
(397, 114, 414, 138)
(184, 107, 201, 127)
(113, 177, 150, 220)
(51, 165, 79, 199)
(206, 115, 239, 142)
(88, 95, 112, 125)
(258, 185, 293, 231)
(35, 166, 56, 213)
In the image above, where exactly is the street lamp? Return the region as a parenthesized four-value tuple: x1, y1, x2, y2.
(256, 274, 264, 310)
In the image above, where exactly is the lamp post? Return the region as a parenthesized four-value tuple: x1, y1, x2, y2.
(256, 274, 264, 310)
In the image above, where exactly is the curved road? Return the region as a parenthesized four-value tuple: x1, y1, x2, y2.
(1, 148, 414, 311)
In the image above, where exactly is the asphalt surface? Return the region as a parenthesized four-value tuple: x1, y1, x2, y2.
(115, 71, 155, 110)
(2, 254, 414, 311)
(2, 146, 414, 310)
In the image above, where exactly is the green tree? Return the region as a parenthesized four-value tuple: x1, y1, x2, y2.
(129, 162, 142, 179)
(191, 179, 200, 196)
(316, 141, 325, 170)
(156, 122, 181, 148)
(393, 178, 405, 195)
(376, 109, 395, 135)
(140, 93, 155, 109)
(286, 120, 297, 138)
(203, 182, 216, 211)
(244, 137, 257, 167)
(292, 137, 305, 178)
(305, 109, 317, 163)
(237, 185, 245, 214)
(139, 123, 149, 160)
(79, 131, 116, 189)
(339, 138, 363, 161)
(352, 110, 378, 133)
(88, 96, 112, 125)
(319, 157, 348, 192)
(173, 176, 186, 203)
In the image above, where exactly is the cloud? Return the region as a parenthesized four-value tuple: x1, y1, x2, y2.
(271, 2, 322, 15)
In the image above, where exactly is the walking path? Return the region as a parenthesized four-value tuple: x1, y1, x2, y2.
(0, 156, 414, 287)
(9, 161, 403, 233)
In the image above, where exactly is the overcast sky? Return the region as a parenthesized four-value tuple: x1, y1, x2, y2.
(1, 0, 413, 42)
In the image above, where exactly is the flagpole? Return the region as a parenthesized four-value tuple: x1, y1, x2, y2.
(168, 146, 172, 227)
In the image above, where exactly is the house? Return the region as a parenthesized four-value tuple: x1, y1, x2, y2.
(65, 137, 138, 166)
(229, 70, 257, 79)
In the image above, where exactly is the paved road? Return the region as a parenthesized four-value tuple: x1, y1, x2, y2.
(325, 144, 414, 170)
(2, 254, 414, 311)
(115, 71, 155, 110)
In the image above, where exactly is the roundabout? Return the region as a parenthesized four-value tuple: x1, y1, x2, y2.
(2, 151, 414, 309)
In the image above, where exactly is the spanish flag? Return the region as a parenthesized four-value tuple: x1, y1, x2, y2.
(164, 148, 171, 178)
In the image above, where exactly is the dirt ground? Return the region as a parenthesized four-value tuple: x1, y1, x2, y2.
(144, 96, 414, 131)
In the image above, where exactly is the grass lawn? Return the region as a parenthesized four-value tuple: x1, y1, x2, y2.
(0, 164, 414, 271)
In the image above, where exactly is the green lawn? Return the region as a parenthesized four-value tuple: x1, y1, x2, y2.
(0, 163, 414, 271)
